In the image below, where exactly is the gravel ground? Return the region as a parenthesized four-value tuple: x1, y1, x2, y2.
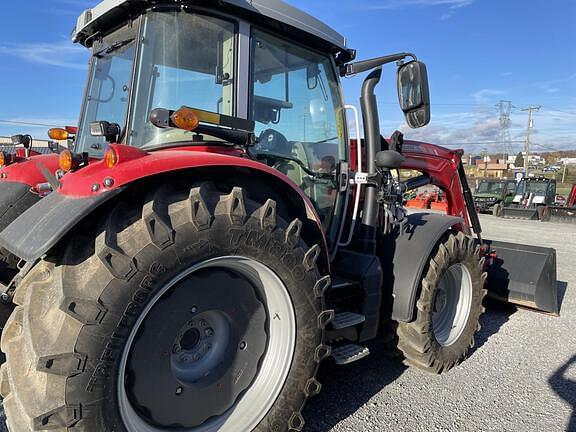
(305, 214, 576, 432)
(0, 214, 573, 432)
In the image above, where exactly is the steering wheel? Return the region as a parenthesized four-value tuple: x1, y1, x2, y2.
(256, 129, 292, 154)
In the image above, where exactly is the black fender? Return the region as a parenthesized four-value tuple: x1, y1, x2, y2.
(381, 212, 463, 323)
(0, 188, 123, 263)
(0, 181, 41, 232)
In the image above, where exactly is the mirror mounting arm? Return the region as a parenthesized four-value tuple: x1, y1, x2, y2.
(341, 52, 417, 77)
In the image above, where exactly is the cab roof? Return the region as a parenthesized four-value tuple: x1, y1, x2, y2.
(73, 0, 349, 54)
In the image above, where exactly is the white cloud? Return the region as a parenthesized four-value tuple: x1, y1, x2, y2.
(472, 89, 504, 104)
(366, 0, 475, 10)
(0, 41, 87, 70)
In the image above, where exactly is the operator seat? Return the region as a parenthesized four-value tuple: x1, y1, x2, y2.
(257, 129, 304, 187)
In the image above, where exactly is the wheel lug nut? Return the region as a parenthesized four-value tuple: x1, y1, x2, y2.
(191, 306, 198, 314)
(200, 320, 207, 327)
(172, 345, 181, 354)
(205, 328, 214, 337)
(239, 341, 247, 350)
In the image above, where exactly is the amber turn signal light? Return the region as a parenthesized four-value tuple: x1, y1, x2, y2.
(48, 128, 69, 141)
(104, 148, 118, 169)
(59, 150, 73, 172)
(0, 151, 11, 168)
(171, 107, 200, 131)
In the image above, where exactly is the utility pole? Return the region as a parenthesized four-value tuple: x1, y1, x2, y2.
(521, 105, 541, 177)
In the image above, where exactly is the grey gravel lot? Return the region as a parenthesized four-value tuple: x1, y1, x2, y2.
(305, 214, 576, 432)
(0, 215, 573, 432)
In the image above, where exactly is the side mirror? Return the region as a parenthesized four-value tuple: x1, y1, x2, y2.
(397, 61, 431, 129)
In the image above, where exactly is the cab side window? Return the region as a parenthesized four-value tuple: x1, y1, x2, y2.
(251, 30, 346, 228)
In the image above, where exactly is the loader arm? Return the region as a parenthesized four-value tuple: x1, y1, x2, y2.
(396, 139, 559, 315)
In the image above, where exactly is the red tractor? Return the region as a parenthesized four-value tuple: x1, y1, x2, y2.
(0, 128, 76, 283)
(541, 184, 576, 224)
(0, 1, 557, 431)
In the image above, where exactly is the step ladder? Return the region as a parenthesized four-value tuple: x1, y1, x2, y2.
(331, 344, 370, 365)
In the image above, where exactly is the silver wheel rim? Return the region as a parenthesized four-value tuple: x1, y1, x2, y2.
(118, 256, 296, 432)
(432, 263, 473, 347)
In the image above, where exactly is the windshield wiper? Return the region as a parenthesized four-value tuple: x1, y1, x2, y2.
(94, 38, 134, 58)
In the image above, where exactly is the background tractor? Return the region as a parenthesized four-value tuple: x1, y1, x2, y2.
(501, 177, 556, 220)
(0, 129, 74, 305)
(541, 184, 576, 224)
(0, 1, 558, 431)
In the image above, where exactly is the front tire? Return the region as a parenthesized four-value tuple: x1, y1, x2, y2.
(492, 203, 503, 217)
(396, 232, 487, 374)
(1, 183, 332, 432)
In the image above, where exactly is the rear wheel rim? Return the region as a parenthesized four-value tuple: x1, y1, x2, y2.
(432, 263, 473, 347)
(118, 256, 296, 432)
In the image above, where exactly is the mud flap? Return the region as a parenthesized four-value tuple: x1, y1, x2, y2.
(501, 207, 539, 220)
(484, 239, 559, 315)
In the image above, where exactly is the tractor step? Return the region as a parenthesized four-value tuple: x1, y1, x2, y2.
(331, 344, 370, 365)
(330, 312, 365, 330)
(331, 275, 360, 290)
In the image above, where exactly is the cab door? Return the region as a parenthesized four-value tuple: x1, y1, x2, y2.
(249, 29, 349, 249)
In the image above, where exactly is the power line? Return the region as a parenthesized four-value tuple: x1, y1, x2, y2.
(543, 107, 576, 116)
(0, 119, 60, 128)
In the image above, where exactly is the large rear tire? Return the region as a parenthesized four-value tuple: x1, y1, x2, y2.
(396, 232, 487, 374)
(1, 183, 332, 432)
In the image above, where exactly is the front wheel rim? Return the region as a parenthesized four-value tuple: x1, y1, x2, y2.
(432, 263, 473, 347)
(118, 256, 296, 432)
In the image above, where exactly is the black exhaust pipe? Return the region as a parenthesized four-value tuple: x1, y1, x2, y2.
(358, 67, 383, 254)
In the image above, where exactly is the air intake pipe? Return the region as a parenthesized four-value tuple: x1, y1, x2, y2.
(358, 67, 383, 254)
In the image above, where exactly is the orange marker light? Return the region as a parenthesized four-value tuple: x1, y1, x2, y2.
(171, 107, 200, 131)
(59, 150, 73, 172)
(48, 128, 69, 141)
(0, 152, 6, 168)
(104, 148, 118, 169)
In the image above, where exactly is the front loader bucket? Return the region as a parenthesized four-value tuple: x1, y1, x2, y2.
(501, 207, 539, 220)
(484, 240, 559, 315)
(543, 206, 576, 224)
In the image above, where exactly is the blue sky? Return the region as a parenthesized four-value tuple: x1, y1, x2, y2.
(0, 0, 575, 155)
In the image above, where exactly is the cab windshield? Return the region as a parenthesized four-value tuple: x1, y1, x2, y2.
(75, 24, 137, 157)
(517, 181, 548, 195)
(130, 12, 236, 149)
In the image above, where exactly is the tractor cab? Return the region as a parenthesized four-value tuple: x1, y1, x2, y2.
(70, 0, 428, 242)
(72, 4, 351, 232)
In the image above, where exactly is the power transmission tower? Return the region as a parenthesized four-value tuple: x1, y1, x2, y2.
(497, 100, 513, 162)
(521, 105, 541, 177)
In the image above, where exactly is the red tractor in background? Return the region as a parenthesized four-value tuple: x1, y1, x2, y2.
(541, 184, 576, 224)
(0, 1, 558, 431)
(0, 129, 75, 281)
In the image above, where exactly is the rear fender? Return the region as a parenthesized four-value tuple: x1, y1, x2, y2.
(0, 154, 60, 187)
(0, 162, 329, 273)
(381, 212, 463, 322)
